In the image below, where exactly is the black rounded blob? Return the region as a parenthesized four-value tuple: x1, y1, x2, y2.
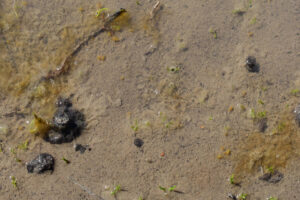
(245, 56, 259, 72)
(44, 97, 85, 144)
(26, 153, 54, 174)
(134, 138, 144, 148)
(294, 105, 300, 126)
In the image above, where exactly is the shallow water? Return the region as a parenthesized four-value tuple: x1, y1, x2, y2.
(0, 0, 299, 199)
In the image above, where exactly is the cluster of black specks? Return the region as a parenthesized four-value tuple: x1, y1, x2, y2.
(74, 144, 91, 154)
(26, 153, 54, 174)
(245, 56, 260, 73)
(44, 97, 85, 144)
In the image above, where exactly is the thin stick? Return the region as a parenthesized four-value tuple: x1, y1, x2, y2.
(45, 8, 127, 80)
(150, 1, 161, 19)
(68, 176, 105, 200)
(13, 0, 18, 17)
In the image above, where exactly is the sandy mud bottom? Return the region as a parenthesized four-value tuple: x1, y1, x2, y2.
(0, 0, 299, 199)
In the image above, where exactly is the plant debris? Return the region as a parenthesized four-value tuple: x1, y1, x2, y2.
(29, 113, 51, 137)
(62, 157, 70, 164)
(10, 176, 17, 188)
(259, 170, 284, 183)
(74, 144, 87, 154)
(294, 104, 300, 126)
(44, 8, 128, 80)
(255, 118, 268, 132)
(26, 153, 55, 174)
(150, 1, 161, 19)
(245, 56, 259, 73)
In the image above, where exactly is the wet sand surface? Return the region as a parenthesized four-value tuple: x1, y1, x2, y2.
(0, 0, 299, 199)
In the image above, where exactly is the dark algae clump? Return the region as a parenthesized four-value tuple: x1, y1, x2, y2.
(134, 138, 144, 148)
(245, 56, 259, 73)
(44, 97, 85, 144)
(259, 170, 284, 183)
(26, 153, 55, 174)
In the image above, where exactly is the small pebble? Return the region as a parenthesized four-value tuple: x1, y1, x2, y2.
(26, 153, 54, 174)
(134, 138, 144, 148)
(245, 56, 259, 72)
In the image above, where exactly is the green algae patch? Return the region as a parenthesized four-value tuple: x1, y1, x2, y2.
(234, 111, 300, 178)
(28, 113, 51, 137)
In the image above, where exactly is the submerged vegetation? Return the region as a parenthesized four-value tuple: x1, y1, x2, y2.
(234, 111, 300, 177)
(10, 176, 17, 188)
(111, 185, 121, 196)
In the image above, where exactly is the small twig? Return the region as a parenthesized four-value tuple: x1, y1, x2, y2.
(68, 176, 105, 200)
(2, 111, 26, 118)
(13, 0, 18, 17)
(150, 1, 161, 19)
(45, 8, 127, 80)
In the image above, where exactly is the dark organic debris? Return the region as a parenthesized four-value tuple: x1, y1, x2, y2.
(134, 138, 144, 148)
(245, 56, 259, 72)
(294, 105, 300, 126)
(74, 144, 87, 154)
(256, 118, 268, 132)
(228, 193, 237, 200)
(26, 153, 54, 174)
(259, 170, 284, 183)
(44, 98, 85, 144)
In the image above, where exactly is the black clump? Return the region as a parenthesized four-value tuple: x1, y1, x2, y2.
(134, 138, 144, 148)
(26, 153, 54, 174)
(245, 56, 259, 72)
(294, 105, 300, 126)
(259, 170, 284, 183)
(74, 144, 87, 154)
(44, 97, 85, 144)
